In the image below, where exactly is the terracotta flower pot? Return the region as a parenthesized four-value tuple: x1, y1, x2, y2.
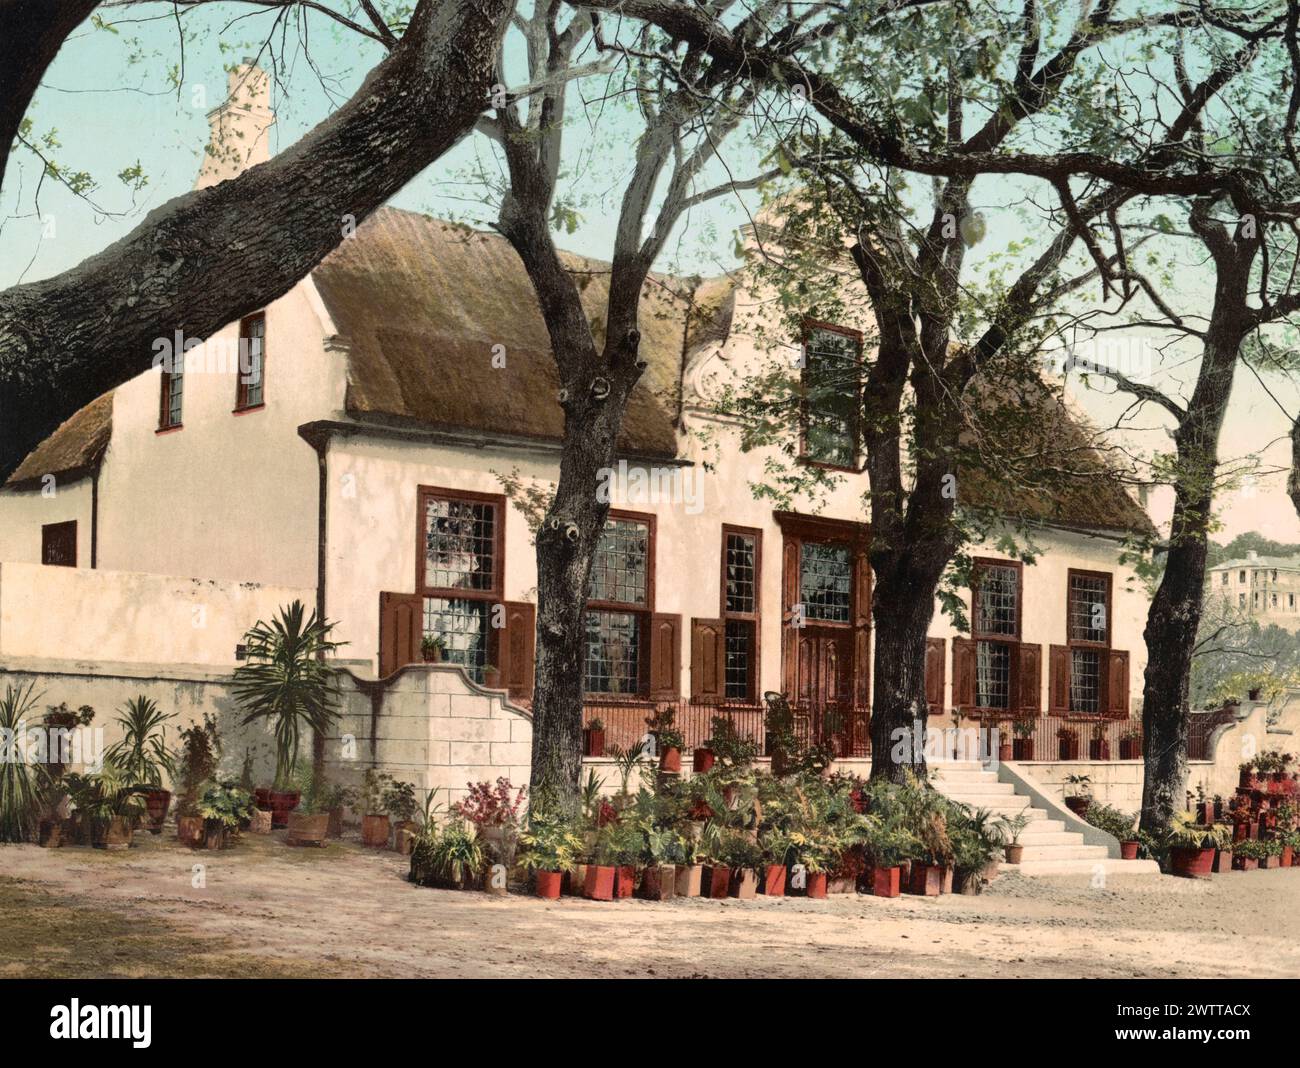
(1012, 738, 1034, 761)
(535, 871, 563, 899)
(998, 742, 1013, 763)
(326, 806, 345, 838)
(1213, 849, 1233, 873)
(142, 788, 171, 834)
(908, 863, 943, 896)
(638, 865, 676, 901)
(567, 863, 588, 896)
(1282, 845, 1295, 867)
(392, 820, 419, 855)
(202, 819, 226, 851)
(1004, 844, 1024, 865)
(361, 813, 391, 848)
(268, 789, 300, 829)
(1263, 854, 1282, 869)
(93, 815, 132, 851)
(872, 866, 901, 898)
(730, 869, 758, 900)
(763, 864, 787, 897)
(659, 746, 681, 774)
(583, 728, 605, 757)
(693, 747, 715, 773)
(254, 786, 273, 811)
(584, 864, 616, 901)
(286, 811, 329, 847)
(249, 808, 273, 835)
(616, 865, 636, 898)
(1120, 840, 1140, 860)
(1233, 854, 1257, 871)
(705, 865, 732, 899)
(805, 872, 828, 899)
(675, 863, 703, 898)
(1169, 846, 1215, 879)
(177, 814, 205, 847)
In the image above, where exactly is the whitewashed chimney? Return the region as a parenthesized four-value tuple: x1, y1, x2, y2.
(194, 59, 274, 190)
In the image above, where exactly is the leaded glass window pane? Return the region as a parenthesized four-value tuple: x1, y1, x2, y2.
(803, 327, 859, 466)
(800, 541, 851, 623)
(1070, 648, 1101, 714)
(584, 611, 641, 693)
(589, 518, 648, 606)
(1068, 573, 1108, 643)
(725, 533, 757, 614)
(975, 565, 1018, 637)
(424, 497, 496, 592)
(976, 640, 1011, 710)
(424, 597, 488, 682)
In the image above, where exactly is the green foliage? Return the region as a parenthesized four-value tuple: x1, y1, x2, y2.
(197, 780, 253, 829)
(409, 820, 484, 888)
(1085, 803, 1137, 841)
(382, 779, 419, 822)
(233, 601, 343, 787)
(1164, 813, 1230, 851)
(0, 682, 43, 843)
(176, 715, 220, 818)
(705, 716, 759, 768)
(105, 695, 176, 788)
(518, 808, 586, 873)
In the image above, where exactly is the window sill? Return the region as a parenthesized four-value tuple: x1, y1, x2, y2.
(797, 454, 862, 474)
(155, 424, 183, 435)
(232, 403, 266, 416)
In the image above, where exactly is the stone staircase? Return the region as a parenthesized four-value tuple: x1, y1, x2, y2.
(932, 761, 1161, 877)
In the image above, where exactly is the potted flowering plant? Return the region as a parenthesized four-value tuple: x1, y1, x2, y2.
(583, 718, 606, 757)
(383, 778, 421, 854)
(454, 777, 527, 893)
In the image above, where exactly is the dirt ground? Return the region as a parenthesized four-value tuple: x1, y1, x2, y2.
(2, 831, 1298, 978)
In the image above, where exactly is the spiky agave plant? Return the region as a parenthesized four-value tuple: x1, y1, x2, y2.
(0, 681, 43, 843)
(233, 600, 343, 788)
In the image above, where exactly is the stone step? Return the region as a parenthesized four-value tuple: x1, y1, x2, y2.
(937, 782, 1018, 799)
(947, 796, 1036, 816)
(1015, 842, 1107, 862)
(1009, 858, 1162, 877)
(1009, 830, 1086, 846)
(931, 768, 1000, 784)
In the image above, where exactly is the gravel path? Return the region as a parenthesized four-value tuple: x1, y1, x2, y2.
(3, 833, 1298, 978)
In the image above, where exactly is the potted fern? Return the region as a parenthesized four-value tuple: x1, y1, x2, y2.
(1165, 814, 1229, 879)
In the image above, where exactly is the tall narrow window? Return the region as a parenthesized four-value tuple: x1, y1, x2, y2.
(585, 513, 654, 694)
(159, 357, 183, 430)
(972, 560, 1022, 710)
(1066, 570, 1111, 714)
(721, 526, 761, 701)
(800, 322, 861, 468)
(417, 488, 503, 683)
(800, 541, 852, 623)
(236, 312, 266, 410)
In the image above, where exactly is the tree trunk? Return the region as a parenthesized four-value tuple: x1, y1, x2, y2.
(528, 385, 634, 807)
(1139, 334, 1240, 838)
(1290, 417, 1300, 520)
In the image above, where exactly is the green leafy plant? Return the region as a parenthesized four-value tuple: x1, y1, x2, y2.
(233, 600, 343, 788)
(607, 740, 650, 796)
(644, 706, 684, 751)
(518, 808, 585, 873)
(358, 768, 392, 817)
(104, 695, 176, 788)
(382, 779, 419, 822)
(1164, 813, 1230, 850)
(175, 714, 220, 818)
(197, 780, 254, 829)
(1085, 803, 1138, 842)
(706, 715, 759, 767)
(0, 681, 42, 843)
(997, 810, 1032, 847)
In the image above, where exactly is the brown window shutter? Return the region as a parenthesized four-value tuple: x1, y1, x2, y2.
(1048, 644, 1071, 713)
(690, 617, 727, 703)
(924, 637, 946, 715)
(496, 601, 536, 702)
(378, 591, 422, 677)
(1017, 643, 1042, 715)
(1105, 649, 1129, 716)
(951, 637, 975, 712)
(649, 613, 681, 699)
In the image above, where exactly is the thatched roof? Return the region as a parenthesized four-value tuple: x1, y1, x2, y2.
(5, 391, 113, 488)
(311, 207, 730, 457)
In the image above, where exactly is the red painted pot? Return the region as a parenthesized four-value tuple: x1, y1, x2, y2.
(872, 866, 901, 898)
(616, 865, 636, 898)
(660, 746, 681, 774)
(693, 747, 715, 773)
(1213, 849, 1233, 873)
(1012, 738, 1034, 761)
(705, 865, 732, 899)
(254, 787, 273, 811)
(1233, 854, 1257, 871)
(1169, 846, 1215, 880)
(268, 789, 300, 829)
(1058, 737, 1080, 760)
(998, 743, 1013, 763)
(1089, 740, 1110, 761)
(584, 865, 615, 900)
(535, 871, 563, 899)
(583, 728, 605, 758)
(763, 864, 787, 897)
(1119, 739, 1139, 760)
(1119, 840, 1139, 860)
(1284, 845, 1295, 867)
(805, 872, 828, 899)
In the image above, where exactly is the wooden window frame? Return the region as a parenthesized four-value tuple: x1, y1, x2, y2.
(415, 486, 506, 603)
(234, 311, 267, 413)
(157, 361, 183, 432)
(798, 318, 864, 473)
(720, 524, 762, 703)
(1066, 568, 1112, 650)
(969, 557, 1024, 715)
(41, 520, 77, 567)
(584, 509, 657, 699)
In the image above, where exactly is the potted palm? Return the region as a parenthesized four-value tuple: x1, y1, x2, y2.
(67, 764, 146, 850)
(1063, 774, 1092, 817)
(519, 808, 584, 899)
(759, 828, 794, 896)
(233, 600, 343, 828)
(1165, 814, 1229, 879)
(420, 634, 445, 663)
(409, 819, 484, 890)
(999, 811, 1032, 865)
(105, 695, 177, 834)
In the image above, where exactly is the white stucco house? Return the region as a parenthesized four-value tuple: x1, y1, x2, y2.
(0, 63, 1156, 768)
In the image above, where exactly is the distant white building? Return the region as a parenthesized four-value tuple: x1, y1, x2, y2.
(1206, 550, 1300, 630)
